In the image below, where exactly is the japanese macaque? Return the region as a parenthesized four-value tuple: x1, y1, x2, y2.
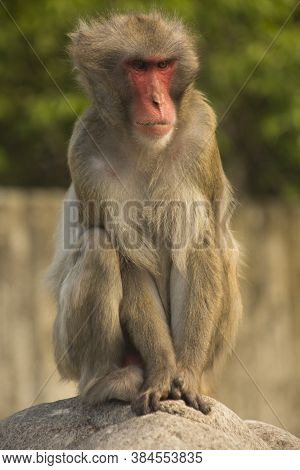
(48, 12, 242, 415)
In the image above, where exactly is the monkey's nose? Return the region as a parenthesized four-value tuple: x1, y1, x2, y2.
(151, 92, 164, 108)
(152, 96, 161, 108)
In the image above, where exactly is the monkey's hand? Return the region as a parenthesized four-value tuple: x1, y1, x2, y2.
(131, 367, 175, 415)
(171, 367, 211, 415)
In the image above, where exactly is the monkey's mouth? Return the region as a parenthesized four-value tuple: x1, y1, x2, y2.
(135, 120, 173, 137)
(136, 120, 170, 127)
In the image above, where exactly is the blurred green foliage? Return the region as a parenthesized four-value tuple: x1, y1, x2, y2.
(0, 0, 299, 198)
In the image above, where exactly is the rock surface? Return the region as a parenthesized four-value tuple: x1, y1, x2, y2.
(0, 397, 299, 450)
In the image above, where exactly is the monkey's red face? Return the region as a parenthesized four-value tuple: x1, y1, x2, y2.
(125, 58, 177, 141)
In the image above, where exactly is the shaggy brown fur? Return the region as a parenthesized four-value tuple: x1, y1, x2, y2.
(48, 12, 242, 415)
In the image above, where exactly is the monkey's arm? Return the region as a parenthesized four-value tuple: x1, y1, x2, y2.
(170, 139, 238, 413)
(170, 241, 222, 413)
(121, 263, 177, 415)
(67, 111, 108, 223)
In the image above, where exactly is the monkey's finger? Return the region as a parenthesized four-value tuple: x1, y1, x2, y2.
(173, 376, 184, 388)
(196, 396, 211, 415)
(131, 393, 150, 415)
(169, 384, 181, 399)
(182, 392, 199, 411)
(149, 392, 161, 412)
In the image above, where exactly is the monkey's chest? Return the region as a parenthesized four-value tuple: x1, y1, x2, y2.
(136, 193, 207, 253)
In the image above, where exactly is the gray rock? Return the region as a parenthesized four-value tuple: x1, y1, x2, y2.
(0, 397, 299, 450)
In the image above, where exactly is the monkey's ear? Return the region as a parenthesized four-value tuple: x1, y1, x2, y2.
(66, 18, 121, 120)
(67, 20, 94, 69)
(67, 19, 102, 96)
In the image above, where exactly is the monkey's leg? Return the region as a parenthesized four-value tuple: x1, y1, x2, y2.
(53, 227, 143, 404)
(170, 247, 223, 414)
(120, 264, 177, 415)
(80, 364, 143, 404)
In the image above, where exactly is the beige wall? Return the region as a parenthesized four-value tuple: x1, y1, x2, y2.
(0, 189, 299, 435)
(218, 203, 300, 435)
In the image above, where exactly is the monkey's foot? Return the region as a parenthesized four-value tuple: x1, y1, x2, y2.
(131, 371, 174, 415)
(171, 374, 211, 415)
(80, 365, 143, 404)
(131, 389, 167, 415)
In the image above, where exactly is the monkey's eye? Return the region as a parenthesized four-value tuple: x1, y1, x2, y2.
(132, 60, 147, 71)
(157, 61, 169, 69)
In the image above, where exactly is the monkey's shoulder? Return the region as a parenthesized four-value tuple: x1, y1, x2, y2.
(184, 89, 217, 131)
(68, 108, 104, 156)
(68, 108, 120, 183)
